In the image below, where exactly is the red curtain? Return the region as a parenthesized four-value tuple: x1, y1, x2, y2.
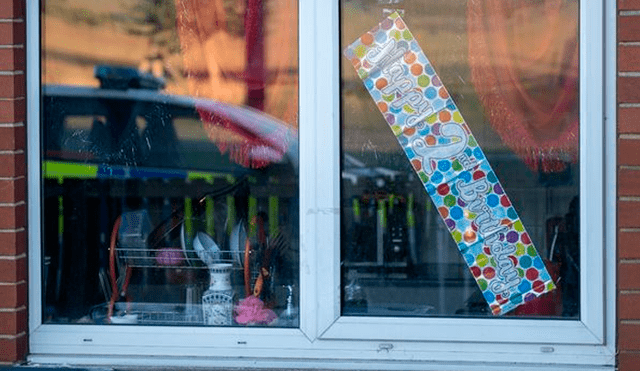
(467, 0, 579, 173)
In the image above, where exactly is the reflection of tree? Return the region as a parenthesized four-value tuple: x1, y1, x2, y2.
(222, 0, 248, 37)
(121, 0, 248, 51)
(117, 0, 187, 83)
(44, 0, 113, 27)
(121, 0, 180, 53)
(174, 0, 298, 125)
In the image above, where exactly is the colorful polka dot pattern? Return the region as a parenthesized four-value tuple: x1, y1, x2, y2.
(344, 12, 555, 315)
(430, 160, 509, 249)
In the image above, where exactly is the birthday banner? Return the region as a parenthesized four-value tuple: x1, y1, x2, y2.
(343, 12, 555, 315)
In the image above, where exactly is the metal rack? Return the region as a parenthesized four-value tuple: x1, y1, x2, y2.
(109, 302, 204, 326)
(108, 204, 284, 324)
(117, 248, 242, 269)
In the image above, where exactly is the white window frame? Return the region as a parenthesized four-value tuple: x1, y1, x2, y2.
(27, 0, 617, 369)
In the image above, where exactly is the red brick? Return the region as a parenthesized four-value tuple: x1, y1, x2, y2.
(0, 153, 25, 177)
(619, 262, 640, 290)
(620, 230, 640, 259)
(0, 257, 26, 282)
(0, 334, 27, 363)
(0, 22, 24, 45)
(619, 107, 640, 134)
(0, 0, 24, 19)
(0, 99, 25, 123)
(619, 138, 640, 166)
(0, 178, 24, 204)
(619, 352, 640, 371)
(620, 46, 640, 72)
(0, 125, 25, 150)
(0, 48, 24, 71)
(619, 201, 640, 229)
(620, 16, 640, 42)
(0, 75, 24, 98)
(620, 293, 640, 320)
(0, 282, 26, 309)
(0, 308, 26, 334)
(620, 0, 640, 10)
(0, 230, 25, 256)
(619, 168, 640, 196)
(0, 204, 25, 230)
(620, 322, 640, 350)
(619, 77, 640, 103)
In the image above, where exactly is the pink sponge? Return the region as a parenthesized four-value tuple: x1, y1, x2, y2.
(234, 295, 276, 325)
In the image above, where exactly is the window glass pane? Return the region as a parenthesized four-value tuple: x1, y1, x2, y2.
(41, 0, 299, 327)
(340, 0, 579, 318)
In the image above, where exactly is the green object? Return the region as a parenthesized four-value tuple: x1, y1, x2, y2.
(43, 161, 98, 179)
(205, 197, 214, 236)
(352, 198, 360, 218)
(226, 196, 236, 235)
(269, 196, 279, 237)
(187, 174, 216, 236)
(248, 196, 257, 238)
(407, 193, 415, 227)
(187, 172, 214, 182)
(184, 197, 193, 240)
(378, 199, 386, 229)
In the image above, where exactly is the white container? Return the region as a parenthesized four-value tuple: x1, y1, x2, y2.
(202, 263, 234, 326)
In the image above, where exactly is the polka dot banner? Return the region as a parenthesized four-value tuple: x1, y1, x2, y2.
(344, 12, 555, 315)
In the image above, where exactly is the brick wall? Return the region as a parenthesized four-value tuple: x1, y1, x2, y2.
(0, 0, 27, 365)
(618, 1, 640, 370)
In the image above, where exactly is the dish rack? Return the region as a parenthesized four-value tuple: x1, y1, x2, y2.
(107, 210, 262, 324)
(116, 210, 245, 269)
(118, 302, 204, 326)
(116, 248, 241, 269)
(95, 301, 205, 325)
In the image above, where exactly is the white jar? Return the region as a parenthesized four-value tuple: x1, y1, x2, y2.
(202, 263, 234, 326)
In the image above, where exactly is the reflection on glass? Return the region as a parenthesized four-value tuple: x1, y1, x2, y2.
(41, 0, 299, 327)
(340, 0, 579, 318)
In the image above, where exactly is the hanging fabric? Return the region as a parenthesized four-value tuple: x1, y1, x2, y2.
(467, 0, 579, 173)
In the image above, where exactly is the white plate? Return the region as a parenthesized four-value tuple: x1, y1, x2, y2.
(180, 223, 204, 266)
(229, 221, 246, 267)
(193, 231, 220, 267)
(180, 224, 193, 266)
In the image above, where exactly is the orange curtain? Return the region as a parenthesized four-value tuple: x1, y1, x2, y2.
(467, 0, 579, 173)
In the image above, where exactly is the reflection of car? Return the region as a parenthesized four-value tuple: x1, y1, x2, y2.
(44, 66, 298, 176)
(42, 66, 299, 323)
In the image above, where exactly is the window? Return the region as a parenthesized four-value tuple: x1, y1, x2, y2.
(38, 0, 299, 328)
(340, 1, 579, 319)
(28, 0, 616, 368)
